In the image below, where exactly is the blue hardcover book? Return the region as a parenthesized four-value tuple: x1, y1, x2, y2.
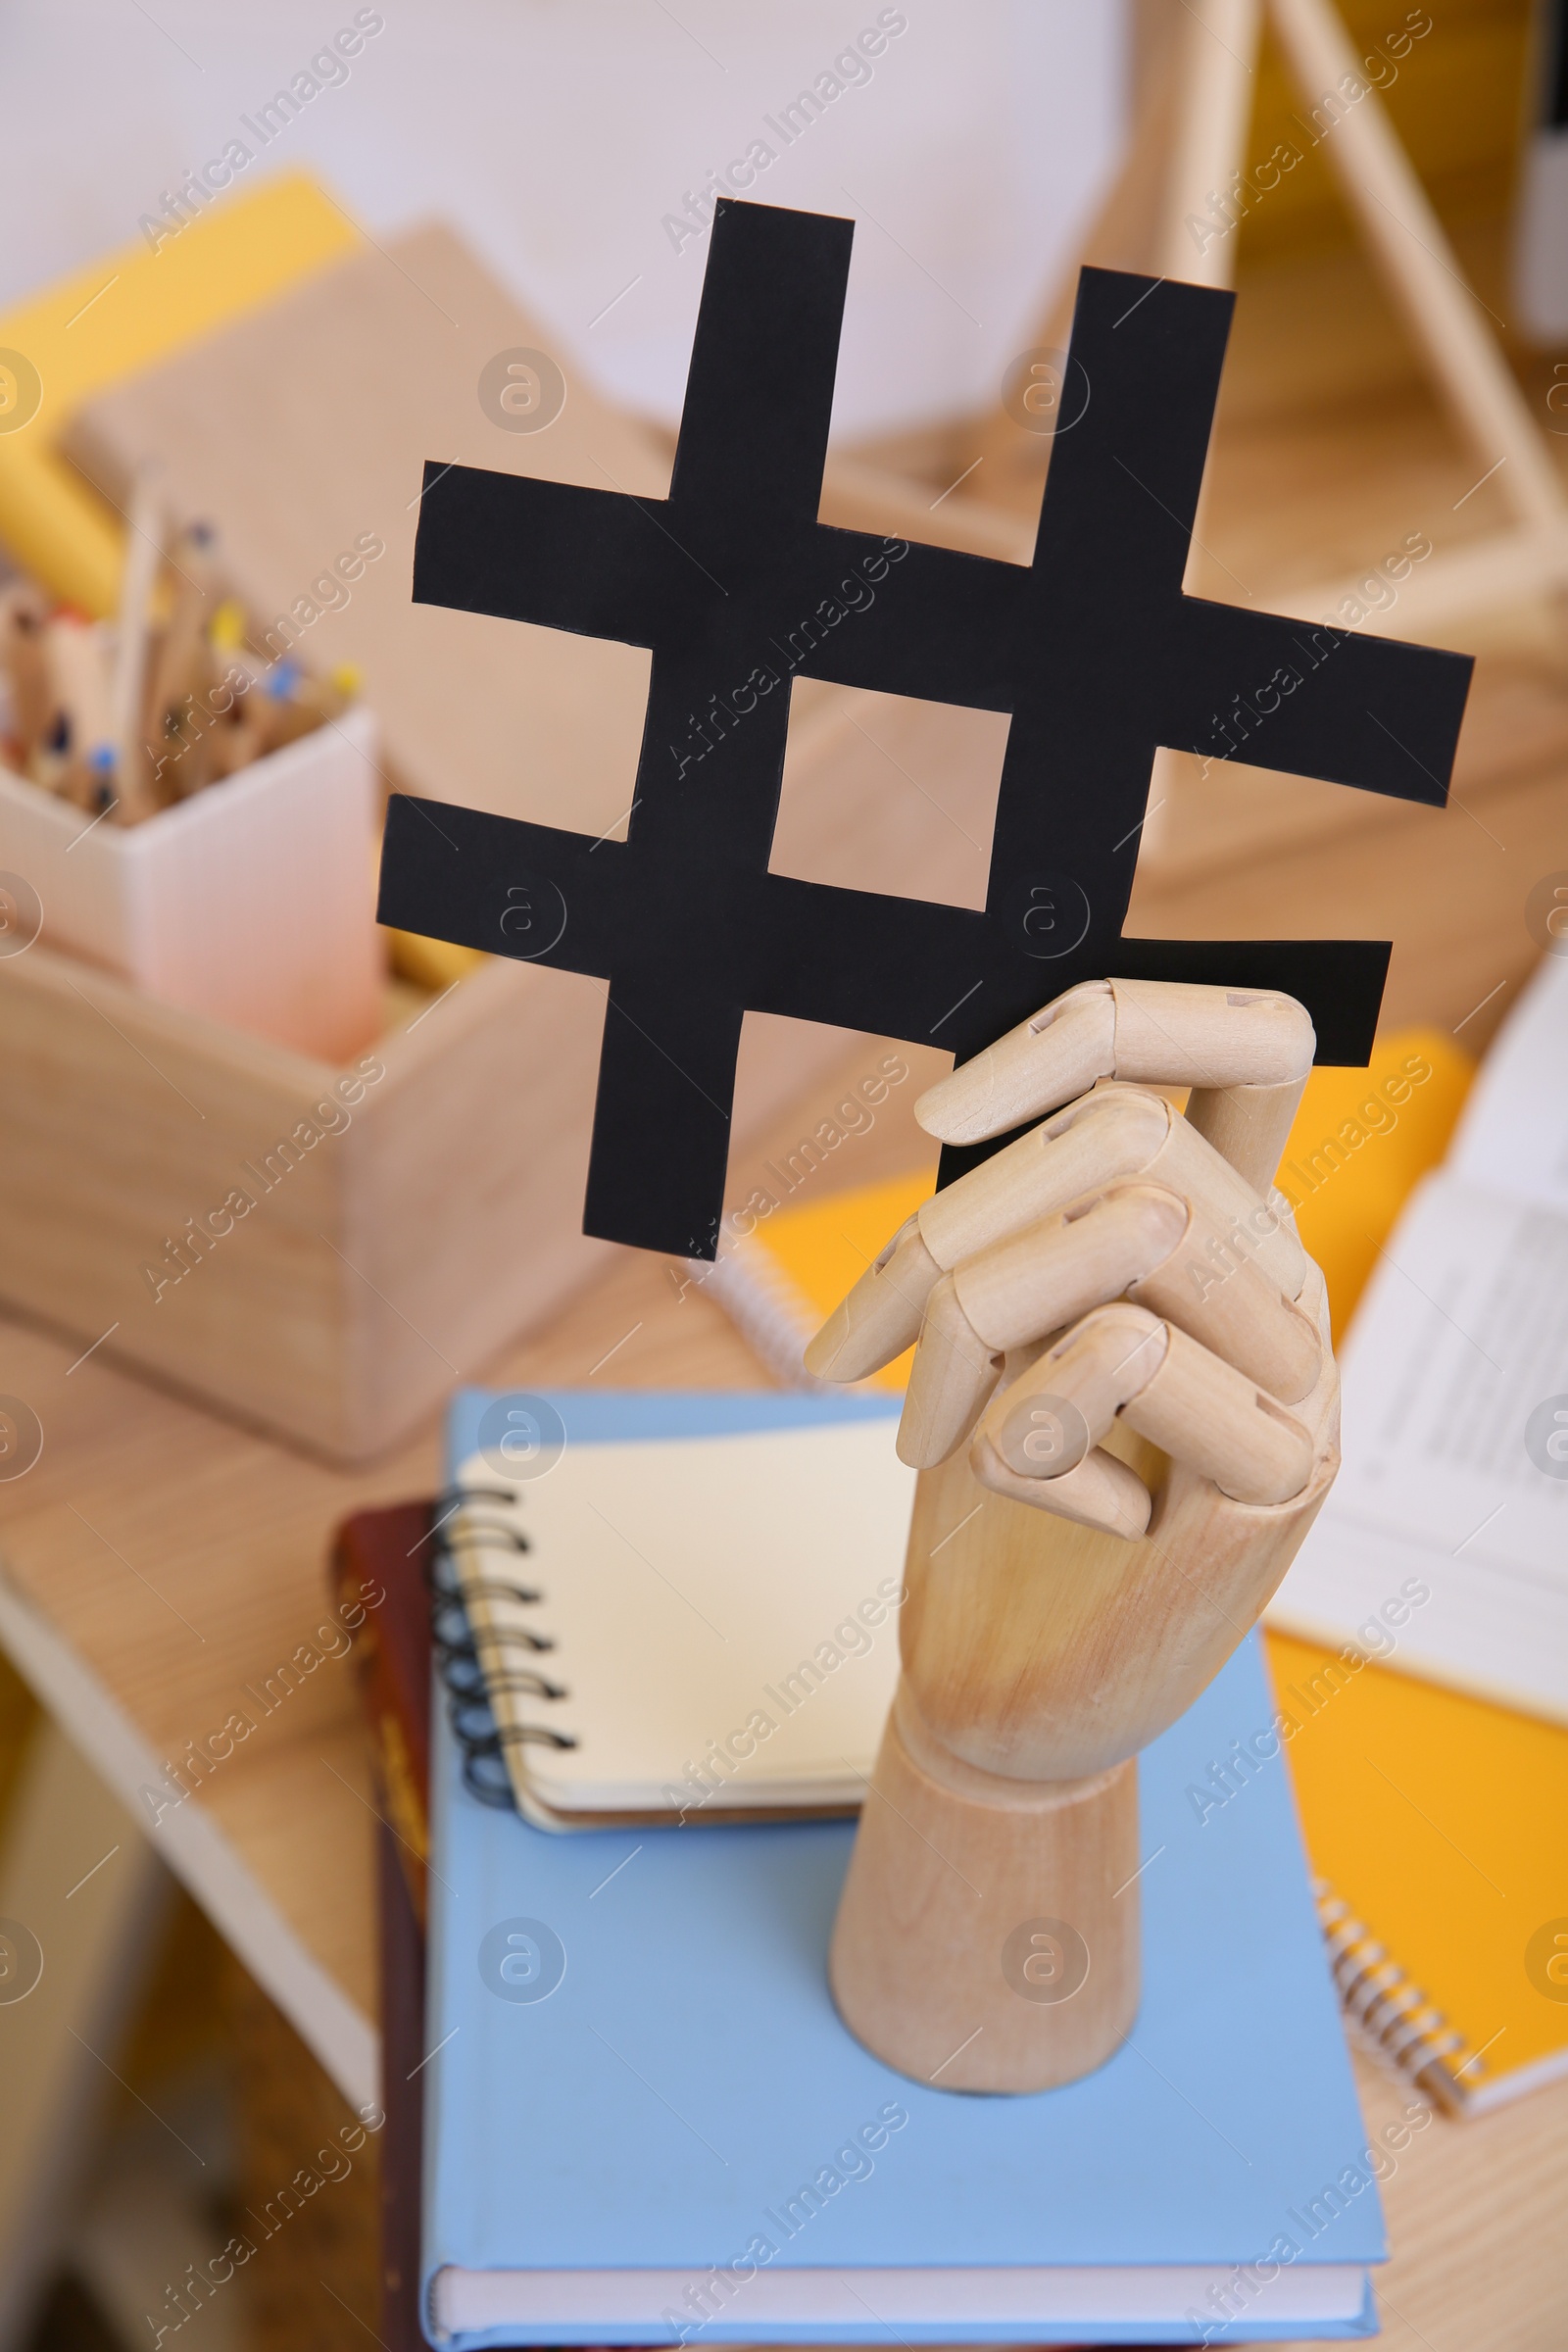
(422, 1390, 1386, 2347)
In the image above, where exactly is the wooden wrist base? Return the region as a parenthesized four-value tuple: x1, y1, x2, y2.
(828, 1682, 1140, 2092)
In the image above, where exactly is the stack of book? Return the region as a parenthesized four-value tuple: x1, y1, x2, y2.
(339, 1389, 1395, 2348)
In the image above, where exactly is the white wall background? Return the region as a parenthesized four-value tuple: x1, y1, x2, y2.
(0, 0, 1129, 441)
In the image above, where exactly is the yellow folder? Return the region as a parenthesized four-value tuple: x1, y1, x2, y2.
(0, 172, 473, 989)
(0, 170, 357, 615)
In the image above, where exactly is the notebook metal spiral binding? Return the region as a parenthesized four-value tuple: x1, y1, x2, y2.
(1313, 1879, 1468, 2114)
(426, 1484, 578, 1810)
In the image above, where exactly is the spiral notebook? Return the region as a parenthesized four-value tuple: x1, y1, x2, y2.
(1271, 1626, 1568, 2116)
(442, 1389, 915, 1831)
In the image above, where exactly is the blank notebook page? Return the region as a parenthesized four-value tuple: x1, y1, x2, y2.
(452, 1399, 914, 1815)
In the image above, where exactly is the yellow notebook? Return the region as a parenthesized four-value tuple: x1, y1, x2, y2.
(1265, 1630, 1568, 2112)
(710, 1029, 1568, 2111)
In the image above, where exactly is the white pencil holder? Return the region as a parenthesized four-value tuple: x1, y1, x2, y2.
(0, 703, 384, 1059)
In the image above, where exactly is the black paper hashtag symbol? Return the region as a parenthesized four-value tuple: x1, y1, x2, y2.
(377, 199, 1470, 1259)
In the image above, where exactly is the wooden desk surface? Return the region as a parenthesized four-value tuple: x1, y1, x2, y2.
(3, 258, 1568, 2342)
(2, 1012, 1566, 2352)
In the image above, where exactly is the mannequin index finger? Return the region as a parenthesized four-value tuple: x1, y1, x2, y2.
(916, 979, 1315, 1147)
(803, 1209, 941, 1384)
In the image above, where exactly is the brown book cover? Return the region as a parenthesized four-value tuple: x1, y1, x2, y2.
(330, 1498, 436, 2347)
(338, 1499, 676, 2352)
(332, 1500, 436, 1923)
(378, 1808, 429, 2352)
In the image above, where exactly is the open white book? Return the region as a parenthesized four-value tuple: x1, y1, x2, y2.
(1268, 954, 1568, 1722)
(446, 1395, 915, 1829)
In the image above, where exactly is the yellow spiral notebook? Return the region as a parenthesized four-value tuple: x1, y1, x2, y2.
(1264, 1627, 1568, 2113)
(707, 1027, 1568, 2113)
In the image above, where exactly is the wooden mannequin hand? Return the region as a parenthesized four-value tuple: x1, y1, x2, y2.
(804, 978, 1341, 1784)
(817, 981, 1344, 2086)
(807, 976, 1335, 1541)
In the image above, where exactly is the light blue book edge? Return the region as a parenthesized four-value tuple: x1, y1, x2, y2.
(424, 1390, 1385, 2347)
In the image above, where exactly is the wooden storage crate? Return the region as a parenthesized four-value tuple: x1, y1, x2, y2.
(0, 945, 601, 1459)
(0, 934, 923, 1459)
